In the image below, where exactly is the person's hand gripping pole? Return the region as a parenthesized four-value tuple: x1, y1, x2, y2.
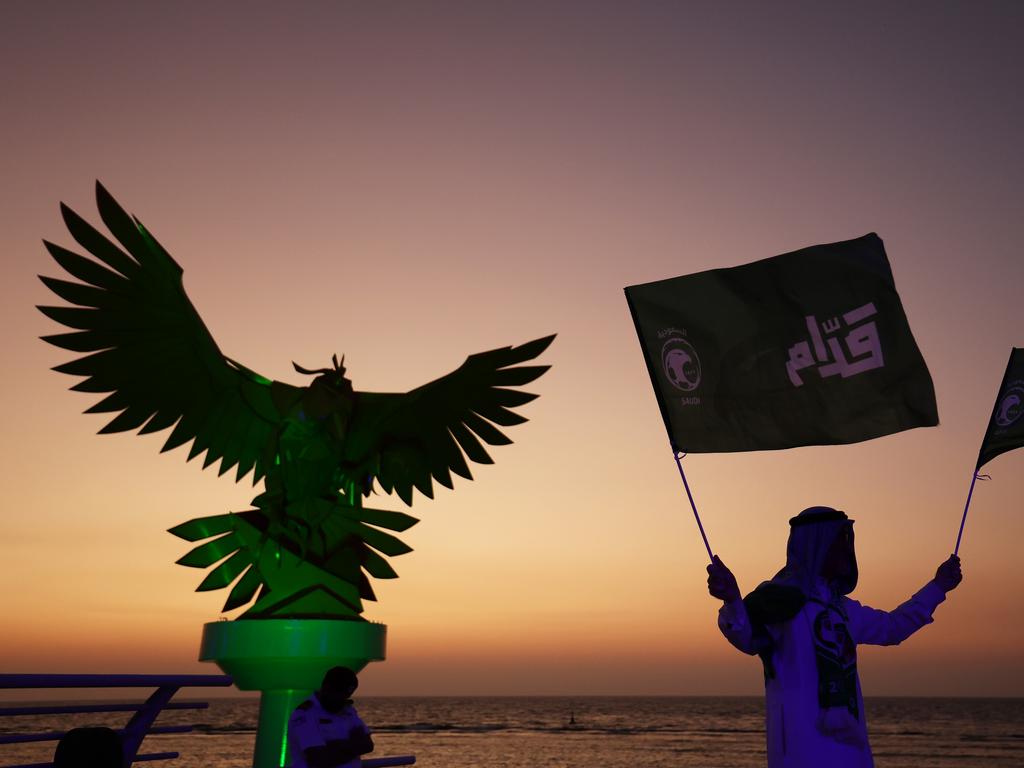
(706, 556, 741, 603)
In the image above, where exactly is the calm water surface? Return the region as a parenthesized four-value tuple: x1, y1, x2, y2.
(2, 696, 1022, 767)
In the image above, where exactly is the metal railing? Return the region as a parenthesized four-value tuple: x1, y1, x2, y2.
(0, 673, 233, 767)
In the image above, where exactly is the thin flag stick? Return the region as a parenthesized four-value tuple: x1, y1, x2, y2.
(953, 471, 978, 557)
(673, 450, 714, 563)
(954, 470, 990, 557)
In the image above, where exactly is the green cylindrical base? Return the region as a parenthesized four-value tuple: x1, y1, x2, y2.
(254, 689, 309, 768)
(199, 619, 386, 768)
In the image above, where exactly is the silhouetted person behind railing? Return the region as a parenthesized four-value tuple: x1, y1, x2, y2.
(288, 666, 374, 768)
(707, 506, 962, 768)
(53, 726, 125, 768)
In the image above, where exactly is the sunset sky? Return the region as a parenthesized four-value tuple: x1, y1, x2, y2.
(2, 2, 1023, 698)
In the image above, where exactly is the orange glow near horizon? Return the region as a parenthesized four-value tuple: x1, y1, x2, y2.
(2, 3, 1023, 698)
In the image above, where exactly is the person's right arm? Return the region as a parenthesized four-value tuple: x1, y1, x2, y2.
(707, 556, 758, 655)
(304, 739, 368, 768)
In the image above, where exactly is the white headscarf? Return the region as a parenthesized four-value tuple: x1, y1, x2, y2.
(774, 506, 857, 597)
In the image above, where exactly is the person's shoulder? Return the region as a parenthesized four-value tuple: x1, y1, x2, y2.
(837, 594, 862, 618)
(289, 696, 319, 722)
(744, 581, 806, 625)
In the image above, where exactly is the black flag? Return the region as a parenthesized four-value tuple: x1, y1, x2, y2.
(976, 348, 1024, 470)
(624, 233, 938, 453)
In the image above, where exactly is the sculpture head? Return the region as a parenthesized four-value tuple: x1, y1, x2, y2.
(294, 354, 354, 397)
(290, 355, 355, 426)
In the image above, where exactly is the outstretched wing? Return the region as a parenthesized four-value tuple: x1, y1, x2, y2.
(38, 181, 286, 482)
(344, 335, 555, 505)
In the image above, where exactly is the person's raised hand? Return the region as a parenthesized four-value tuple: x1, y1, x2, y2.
(934, 554, 962, 593)
(707, 555, 741, 603)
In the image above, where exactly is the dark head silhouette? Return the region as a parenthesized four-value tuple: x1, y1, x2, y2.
(781, 506, 858, 596)
(317, 665, 358, 713)
(53, 727, 125, 768)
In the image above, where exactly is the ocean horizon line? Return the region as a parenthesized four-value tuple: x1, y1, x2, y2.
(4, 692, 1023, 704)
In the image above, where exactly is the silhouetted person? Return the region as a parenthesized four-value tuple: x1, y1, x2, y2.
(53, 727, 125, 768)
(288, 666, 374, 768)
(707, 506, 962, 767)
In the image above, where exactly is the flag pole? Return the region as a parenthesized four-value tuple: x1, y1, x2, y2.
(673, 450, 714, 563)
(954, 470, 990, 556)
(953, 471, 978, 557)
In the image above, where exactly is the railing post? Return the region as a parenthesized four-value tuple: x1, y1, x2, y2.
(120, 684, 180, 763)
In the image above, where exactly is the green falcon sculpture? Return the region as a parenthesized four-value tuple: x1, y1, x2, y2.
(38, 182, 555, 621)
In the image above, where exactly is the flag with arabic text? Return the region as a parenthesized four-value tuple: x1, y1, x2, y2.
(624, 233, 938, 453)
(976, 348, 1024, 470)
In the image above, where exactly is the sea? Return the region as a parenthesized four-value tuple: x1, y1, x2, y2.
(2, 696, 1022, 768)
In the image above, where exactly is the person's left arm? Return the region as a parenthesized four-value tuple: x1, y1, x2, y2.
(348, 713, 373, 756)
(845, 555, 962, 646)
(322, 709, 374, 764)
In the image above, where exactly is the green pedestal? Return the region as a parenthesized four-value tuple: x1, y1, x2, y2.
(200, 619, 386, 768)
